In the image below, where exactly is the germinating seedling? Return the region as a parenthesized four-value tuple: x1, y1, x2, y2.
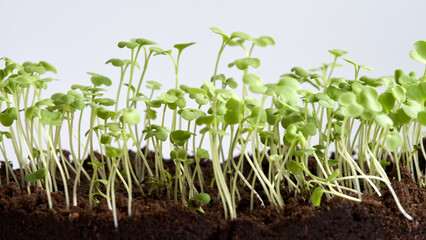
(1, 30, 424, 228)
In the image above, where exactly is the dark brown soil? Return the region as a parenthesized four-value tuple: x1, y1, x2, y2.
(0, 150, 424, 240)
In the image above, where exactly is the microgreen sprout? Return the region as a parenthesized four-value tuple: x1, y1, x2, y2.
(188, 193, 211, 214)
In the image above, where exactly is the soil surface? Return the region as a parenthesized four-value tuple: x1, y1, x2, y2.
(0, 150, 424, 240)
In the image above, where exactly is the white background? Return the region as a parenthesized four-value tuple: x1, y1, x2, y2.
(1, 0, 426, 165)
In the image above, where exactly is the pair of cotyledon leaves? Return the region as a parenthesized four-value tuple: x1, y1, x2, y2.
(210, 27, 275, 47)
(409, 40, 426, 65)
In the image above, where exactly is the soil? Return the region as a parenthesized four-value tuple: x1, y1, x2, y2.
(0, 149, 424, 240)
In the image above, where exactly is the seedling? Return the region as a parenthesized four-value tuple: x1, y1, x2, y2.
(187, 193, 211, 214)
